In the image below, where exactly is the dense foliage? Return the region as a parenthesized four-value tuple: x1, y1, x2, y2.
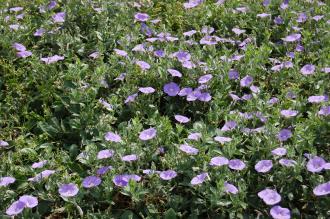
(0, 0, 329, 218)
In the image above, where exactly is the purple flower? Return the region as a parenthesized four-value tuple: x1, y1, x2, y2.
(183, 0, 203, 9)
(228, 69, 239, 80)
(274, 16, 284, 25)
(306, 156, 326, 173)
(198, 74, 213, 84)
(232, 27, 245, 35)
(6, 201, 25, 216)
(28, 170, 55, 182)
(99, 98, 112, 111)
(32, 160, 48, 169)
(0, 140, 9, 147)
(132, 44, 145, 52)
(104, 132, 122, 142)
(240, 75, 253, 87)
(228, 159, 246, 170)
(280, 0, 289, 9)
(280, 109, 298, 118)
(178, 87, 193, 97)
(58, 183, 79, 197)
(258, 189, 281, 205)
(0, 176, 16, 187)
(282, 33, 301, 42)
(89, 51, 100, 59)
(12, 43, 26, 51)
(174, 51, 191, 62)
(163, 82, 180, 96)
(134, 13, 149, 22)
(114, 49, 127, 57)
(277, 129, 292, 141)
(198, 92, 212, 102)
(125, 93, 138, 104)
(201, 26, 214, 34)
(175, 115, 190, 123)
(121, 154, 138, 162)
(139, 128, 157, 141)
(154, 50, 165, 57)
(16, 50, 32, 58)
(255, 160, 273, 173)
(183, 30, 197, 36)
(313, 181, 330, 196)
(224, 182, 239, 194)
(191, 172, 208, 185)
(268, 97, 279, 105)
(296, 44, 304, 52)
(200, 35, 220, 45)
(9, 24, 21, 30)
(139, 87, 155, 94)
(257, 13, 271, 18)
(159, 170, 177, 180)
(9, 7, 24, 12)
(210, 156, 229, 166)
(270, 205, 291, 219)
(113, 174, 141, 187)
(318, 106, 330, 116)
(19, 195, 38, 208)
(187, 89, 202, 101)
(48, 1, 57, 10)
(41, 55, 64, 64)
(34, 28, 46, 37)
(214, 136, 232, 144)
(82, 176, 102, 188)
(308, 95, 328, 103)
(221, 121, 237, 131)
(321, 67, 330, 73)
(52, 12, 65, 23)
(97, 166, 112, 175)
(179, 144, 199, 155)
(297, 12, 307, 23)
(97, 149, 114, 159)
(271, 148, 287, 156)
(241, 94, 252, 100)
(300, 64, 315, 75)
(187, 132, 202, 141)
(279, 159, 297, 167)
(167, 69, 182, 77)
(136, 60, 150, 70)
(312, 15, 324, 21)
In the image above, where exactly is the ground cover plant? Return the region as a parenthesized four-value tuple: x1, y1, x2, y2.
(0, 0, 329, 218)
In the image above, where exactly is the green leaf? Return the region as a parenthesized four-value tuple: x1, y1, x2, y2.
(164, 208, 177, 219)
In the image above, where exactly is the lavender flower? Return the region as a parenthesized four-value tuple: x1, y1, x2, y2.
(0, 140, 9, 147)
(297, 12, 307, 23)
(221, 121, 237, 131)
(214, 136, 232, 144)
(279, 159, 297, 167)
(179, 144, 199, 155)
(89, 51, 100, 59)
(224, 182, 239, 194)
(82, 176, 102, 188)
(136, 61, 150, 70)
(191, 172, 208, 185)
(58, 183, 79, 197)
(210, 156, 229, 166)
(9, 7, 24, 12)
(268, 97, 279, 105)
(228, 69, 239, 80)
(139, 87, 155, 94)
(178, 87, 193, 96)
(34, 28, 46, 37)
(198, 74, 213, 84)
(97, 166, 112, 175)
(32, 160, 48, 169)
(175, 115, 190, 123)
(28, 170, 55, 182)
(16, 50, 32, 58)
(19, 195, 38, 208)
(159, 170, 177, 180)
(308, 95, 328, 103)
(270, 205, 291, 219)
(277, 129, 292, 141)
(121, 154, 138, 162)
(41, 55, 64, 64)
(167, 69, 182, 78)
(306, 156, 326, 173)
(255, 160, 273, 173)
(125, 93, 138, 104)
(240, 75, 253, 87)
(163, 82, 180, 96)
(0, 176, 16, 187)
(280, 110, 298, 118)
(52, 12, 65, 23)
(104, 132, 122, 142)
(113, 174, 141, 187)
(187, 132, 202, 141)
(12, 43, 26, 51)
(300, 64, 315, 75)
(97, 149, 114, 159)
(258, 189, 281, 205)
(183, 0, 203, 9)
(282, 33, 301, 42)
(6, 201, 25, 216)
(99, 98, 113, 110)
(318, 106, 330, 116)
(271, 148, 287, 156)
(139, 128, 157, 141)
(114, 49, 127, 57)
(228, 159, 246, 170)
(134, 13, 149, 22)
(313, 181, 330, 196)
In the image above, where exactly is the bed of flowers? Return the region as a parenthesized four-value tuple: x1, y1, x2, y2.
(0, 0, 329, 218)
